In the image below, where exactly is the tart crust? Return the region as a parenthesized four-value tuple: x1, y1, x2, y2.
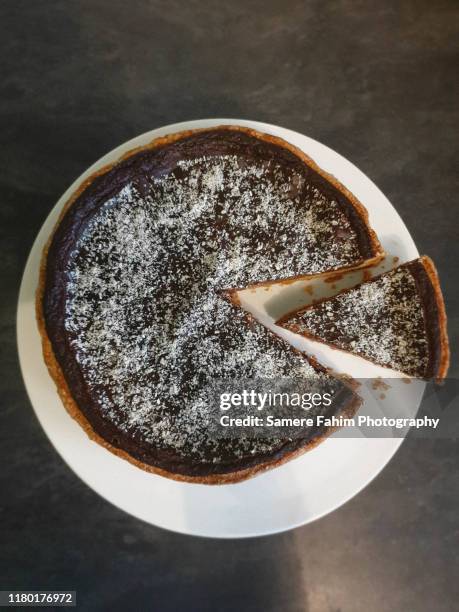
(37, 125, 383, 484)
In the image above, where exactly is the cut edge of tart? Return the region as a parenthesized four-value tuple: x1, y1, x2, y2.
(277, 256, 450, 381)
(36, 125, 384, 484)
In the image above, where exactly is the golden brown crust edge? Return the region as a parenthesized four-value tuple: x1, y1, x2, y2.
(36, 124, 377, 484)
(419, 256, 450, 381)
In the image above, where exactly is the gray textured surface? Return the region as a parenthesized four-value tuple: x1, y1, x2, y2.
(1, 1, 458, 610)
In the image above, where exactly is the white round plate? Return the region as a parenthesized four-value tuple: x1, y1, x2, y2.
(17, 119, 422, 538)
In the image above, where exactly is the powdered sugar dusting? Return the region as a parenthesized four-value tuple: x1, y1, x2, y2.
(64, 154, 360, 463)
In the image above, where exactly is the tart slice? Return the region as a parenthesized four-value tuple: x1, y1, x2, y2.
(278, 257, 449, 380)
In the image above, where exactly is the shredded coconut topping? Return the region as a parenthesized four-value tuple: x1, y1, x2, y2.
(286, 267, 429, 376)
(64, 154, 362, 462)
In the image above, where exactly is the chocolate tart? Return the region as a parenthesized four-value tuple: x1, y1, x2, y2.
(37, 125, 381, 484)
(278, 256, 449, 380)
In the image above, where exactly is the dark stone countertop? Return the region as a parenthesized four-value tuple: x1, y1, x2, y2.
(1, 1, 457, 610)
